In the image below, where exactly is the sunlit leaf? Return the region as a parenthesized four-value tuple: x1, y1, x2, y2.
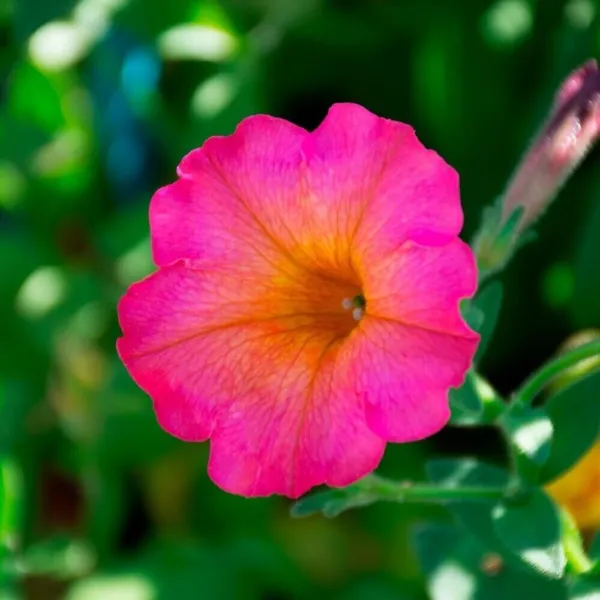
(415, 525, 566, 600)
(492, 488, 565, 578)
(501, 406, 553, 482)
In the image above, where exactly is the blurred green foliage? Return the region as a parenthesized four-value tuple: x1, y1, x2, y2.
(1, 0, 600, 598)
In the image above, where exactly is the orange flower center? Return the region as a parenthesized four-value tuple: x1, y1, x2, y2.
(268, 261, 365, 342)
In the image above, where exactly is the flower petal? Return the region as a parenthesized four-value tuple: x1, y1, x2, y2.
(208, 345, 385, 498)
(346, 317, 478, 442)
(151, 104, 462, 277)
(117, 262, 385, 497)
(365, 238, 478, 337)
(301, 103, 463, 264)
(151, 115, 307, 267)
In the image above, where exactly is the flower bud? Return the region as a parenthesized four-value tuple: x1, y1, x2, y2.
(502, 59, 600, 229)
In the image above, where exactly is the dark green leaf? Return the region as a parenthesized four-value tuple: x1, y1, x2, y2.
(414, 525, 567, 600)
(589, 534, 600, 560)
(426, 458, 510, 489)
(461, 299, 485, 333)
(569, 575, 600, 599)
(472, 281, 503, 363)
(450, 371, 504, 426)
(290, 483, 377, 518)
(501, 407, 553, 482)
(540, 371, 600, 484)
(426, 459, 513, 555)
(450, 372, 485, 425)
(493, 488, 565, 578)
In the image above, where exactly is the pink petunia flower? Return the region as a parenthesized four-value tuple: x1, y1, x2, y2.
(117, 103, 479, 498)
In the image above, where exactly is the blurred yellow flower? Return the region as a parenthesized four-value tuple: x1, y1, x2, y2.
(545, 330, 600, 530)
(546, 441, 600, 530)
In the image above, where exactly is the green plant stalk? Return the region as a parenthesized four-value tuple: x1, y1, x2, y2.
(0, 457, 23, 599)
(356, 474, 506, 503)
(559, 508, 593, 574)
(512, 339, 600, 408)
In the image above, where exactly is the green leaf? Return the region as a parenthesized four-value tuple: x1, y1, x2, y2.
(426, 459, 512, 554)
(461, 298, 484, 332)
(473, 281, 504, 363)
(493, 488, 565, 578)
(426, 458, 510, 489)
(495, 206, 525, 250)
(540, 371, 600, 484)
(414, 525, 567, 600)
(449, 370, 504, 426)
(8, 63, 66, 134)
(290, 481, 379, 518)
(569, 575, 600, 599)
(589, 534, 600, 561)
(65, 538, 239, 600)
(21, 536, 95, 579)
(501, 406, 553, 482)
(503, 408, 553, 466)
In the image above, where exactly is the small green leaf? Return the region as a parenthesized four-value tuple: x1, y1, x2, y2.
(450, 372, 484, 425)
(291, 478, 381, 518)
(503, 408, 553, 466)
(472, 281, 504, 363)
(461, 299, 484, 332)
(540, 371, 600, 484)
(414, 525, 567, 600)
(450, 371, 504, 426)
(493, 488, 565, 578)
(501, 406, 553, 482)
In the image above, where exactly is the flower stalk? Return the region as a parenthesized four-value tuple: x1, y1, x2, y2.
(513, 338, 600, 409)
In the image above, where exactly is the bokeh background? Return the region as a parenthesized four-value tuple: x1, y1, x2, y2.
(1, 0, 600, 598)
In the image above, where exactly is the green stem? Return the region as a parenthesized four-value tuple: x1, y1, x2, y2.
(363, 475, 506, 503)
(513, 339, 600, 408)
(291, 474, 507, 518)
(0, 457, 23, 599)
(559, 508, 593, 574)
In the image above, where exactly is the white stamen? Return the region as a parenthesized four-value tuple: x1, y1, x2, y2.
(341, 298, 353, 310)
(352, 307, 364, 321)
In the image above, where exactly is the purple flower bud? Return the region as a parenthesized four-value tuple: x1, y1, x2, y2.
(502, 60, 600, 229)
